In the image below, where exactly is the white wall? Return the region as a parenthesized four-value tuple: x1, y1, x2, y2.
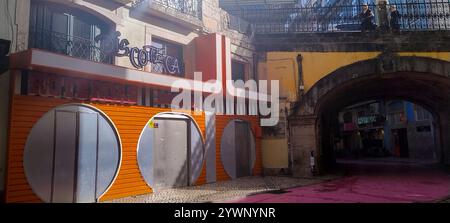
(0, 0, 16, 51)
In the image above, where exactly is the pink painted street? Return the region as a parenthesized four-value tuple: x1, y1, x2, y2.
(233, 159, 450, 203)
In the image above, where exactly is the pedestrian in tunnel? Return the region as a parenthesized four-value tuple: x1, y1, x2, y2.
(389, 5, 401, 32)
(358, 3, 376, 33)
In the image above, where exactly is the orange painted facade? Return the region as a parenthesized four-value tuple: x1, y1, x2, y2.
(5, 95, 262, 203)
(5, 95, 203, 202)
(4, 31, 263, 203)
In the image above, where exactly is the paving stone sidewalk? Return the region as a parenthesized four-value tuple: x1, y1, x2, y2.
(106, 175, 340, 203)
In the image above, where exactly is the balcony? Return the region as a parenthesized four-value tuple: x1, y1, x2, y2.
(28, 27, 113, 64)
(225, 1, 450, 34)
(131, 0, 203, 29)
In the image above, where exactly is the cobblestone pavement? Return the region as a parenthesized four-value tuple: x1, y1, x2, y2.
(105, 175, 340, 203)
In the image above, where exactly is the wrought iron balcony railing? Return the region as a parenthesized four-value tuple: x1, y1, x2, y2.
(226, 1, 450, 34)
(29, 27, 114, 64)
(132, 0, 202, 19)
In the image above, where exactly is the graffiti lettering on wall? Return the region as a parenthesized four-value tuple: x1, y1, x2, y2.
(27, 72, 138, 104)
(97, 31, 181, 74)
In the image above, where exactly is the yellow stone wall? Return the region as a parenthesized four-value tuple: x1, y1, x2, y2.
(262, 138, 289, 169)
(261, 51, 450, 103)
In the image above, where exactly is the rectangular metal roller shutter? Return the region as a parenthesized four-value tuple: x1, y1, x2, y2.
(153, 118, 189, 188)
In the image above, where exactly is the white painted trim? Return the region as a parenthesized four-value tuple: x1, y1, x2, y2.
(28, 49, 269, 102)
(223, 37, 270, 101)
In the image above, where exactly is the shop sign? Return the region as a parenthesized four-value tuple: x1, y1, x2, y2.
(357, 115, 377, 125)
(98, 32, 181, 74)
(357, 114, 385, 126)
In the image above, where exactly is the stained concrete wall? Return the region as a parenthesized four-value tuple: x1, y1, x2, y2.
(0, 0, 15, 195)
(407, 120, 437, 160)
(0, 72, 11, 194)
(0, 0, 15, 47)
(4, 0, 256, 75)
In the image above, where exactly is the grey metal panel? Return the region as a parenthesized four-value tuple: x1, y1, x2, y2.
(235, 121, 251, 178)
(52, 111, 77, 203)
(153, 118, 188, 188)
(76, 112, 98, 203)
(137, 124, 154, 188)
(220, 121, 236, 179)
(96, 116, 120, 198)
(190, 120, 204, 185)
(57, 105, 93, 114)
(205, 113, 217, 183)
(23, 110, 55, 203)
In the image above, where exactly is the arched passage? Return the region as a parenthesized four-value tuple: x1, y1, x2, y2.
(290, 55, 450, 177)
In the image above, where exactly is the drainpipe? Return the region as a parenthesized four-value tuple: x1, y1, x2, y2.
(283, 103, 292, 175)
(296, 54, 305, 96)
(286, 54, 305, 175)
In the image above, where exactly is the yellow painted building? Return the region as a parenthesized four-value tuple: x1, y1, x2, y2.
(260, 51, 450, 170)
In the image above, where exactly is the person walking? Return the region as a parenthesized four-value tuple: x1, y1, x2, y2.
(389, 5, 401, 32)
(359, 3, 376, 32)
(377, 0, 390, 31)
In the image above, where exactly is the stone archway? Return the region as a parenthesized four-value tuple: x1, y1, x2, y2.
(289, 55, 450, 177)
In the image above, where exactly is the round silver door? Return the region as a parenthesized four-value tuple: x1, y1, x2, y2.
(137, 113, 204, 189)
(23, 104, 121, 203)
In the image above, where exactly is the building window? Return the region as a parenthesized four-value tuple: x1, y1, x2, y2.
(232, 60, 246, 81)
(151, 38, 184, 76)
(415, 105, 432, 121)
(388, 101, 404, 112)
(388, 112, 407, 125)
(29, 1, 113, 64)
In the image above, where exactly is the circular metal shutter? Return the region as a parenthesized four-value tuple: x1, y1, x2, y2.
(23, 104, 121, 203)
(220, 120, 256, 179)
(137, 113, 204, 189)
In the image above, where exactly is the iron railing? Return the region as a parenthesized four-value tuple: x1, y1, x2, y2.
(133, 0, 202, 19)
(226, 1, 450, 33)
(29, 27, 113, 64)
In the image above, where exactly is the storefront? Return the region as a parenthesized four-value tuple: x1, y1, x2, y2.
(4, 33, 262, 203)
